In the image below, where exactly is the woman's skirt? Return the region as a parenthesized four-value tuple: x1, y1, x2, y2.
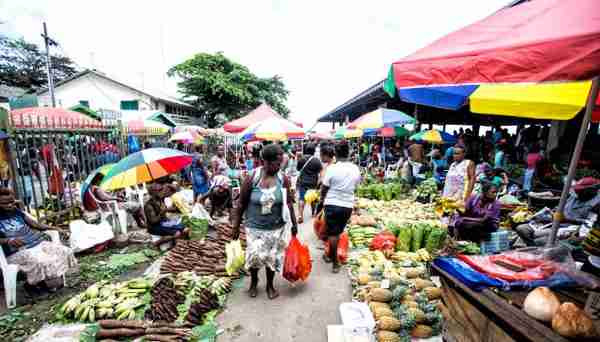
(245, 226, 287, 272)
(8, 241, 77, 284)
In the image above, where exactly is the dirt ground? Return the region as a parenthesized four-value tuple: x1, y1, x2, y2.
(216, 212, 352, 342)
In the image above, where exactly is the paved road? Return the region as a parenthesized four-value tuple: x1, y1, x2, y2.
(216, 212, 351, 342)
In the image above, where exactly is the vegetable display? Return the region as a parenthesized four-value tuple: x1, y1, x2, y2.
(356, 181, 410, 201)
(58, 278, 153, 322)
(93, 320, 192, 341)
(412, 178, 438, 203)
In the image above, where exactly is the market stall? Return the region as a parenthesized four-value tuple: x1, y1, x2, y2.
(380, 0, 600, 341)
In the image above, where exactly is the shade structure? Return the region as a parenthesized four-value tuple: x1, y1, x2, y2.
(101, 148, 192, 190)
(169, 131, 204, 144)
(385, 0, 600, 246)
(224, 103, 302, 133)
(80, 163, 114, 201)
(9, 107, 103, 129)
(388, 0, 600, 89)
(410, 130, 456, 145)
(348, 108, 414, 129)
(310, 131, 334, 140)
(334, 127, 362, 139)
(363, 126, 410, 138)
(239, 117, 304, 142)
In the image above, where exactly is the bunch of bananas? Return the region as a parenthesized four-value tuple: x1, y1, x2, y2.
(434, 197, 465, 217)
(210, 277, 233, 296)
(59, 278, 153, 322)
(390, 249, 431, 263)
(304, 189, 320, 205)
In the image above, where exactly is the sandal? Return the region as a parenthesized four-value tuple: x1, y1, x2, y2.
(248, 286, 258, 298)
(266, 287, 280, 300)
(332, 263, 341, 274)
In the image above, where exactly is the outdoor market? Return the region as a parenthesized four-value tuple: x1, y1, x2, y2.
(1, 0, 600, 342)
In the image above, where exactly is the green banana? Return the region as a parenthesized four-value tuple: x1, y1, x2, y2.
(116, 309, 130, 320)
(88, 307, 95, 322)
(85, 284, 99, 299)
(127, 309, 136, 320)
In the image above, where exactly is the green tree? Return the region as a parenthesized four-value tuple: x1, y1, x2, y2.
(0, 35, 77, 91)
(168, 52, 290, 127)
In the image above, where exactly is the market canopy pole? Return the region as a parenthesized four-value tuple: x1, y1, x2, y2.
(547, 76, 600, 246)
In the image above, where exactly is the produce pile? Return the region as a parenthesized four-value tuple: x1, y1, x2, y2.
(349, 250, 445, 341)
(412, 178, 439, 203)
(58, 278, 153, 322)
(147, 272, 232, 326)
(356, 181, 410, 201)
(160, 222, 246, 276)
(91, 319, 193, 341)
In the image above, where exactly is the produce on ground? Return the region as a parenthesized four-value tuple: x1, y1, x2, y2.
(348, 225, 380, 249)
(58, 278, 153, 322)
(356, 181, 410, 201)
(90, 319, 193, 341)
(182, 215, 209, 240)
(412, 178, 438, 203)
(552, 302, 595, 338)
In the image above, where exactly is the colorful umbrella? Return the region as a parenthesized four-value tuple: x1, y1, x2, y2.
(80, 163, 115, 200)
(224, 103, 303, 133)
(169, 131, 204, 144)
(239, 117, 304, 142)
(333, 127, 363, 139)
(310, 131, 334, 140)
(363, 126, 410, 138)
(348, 108, 415, 129)
(410, 130, 456, 145)
(101, 148, 192, 190)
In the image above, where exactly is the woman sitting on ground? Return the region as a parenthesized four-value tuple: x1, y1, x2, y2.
(451, 182, 501, 242)
(0, 188, 76, 293)
(144, 183, 189, 243)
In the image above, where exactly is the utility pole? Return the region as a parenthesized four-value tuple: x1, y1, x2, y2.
(41, 22, 56, 107)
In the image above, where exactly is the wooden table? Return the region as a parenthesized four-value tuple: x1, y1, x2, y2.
(432, 263, 599, 342)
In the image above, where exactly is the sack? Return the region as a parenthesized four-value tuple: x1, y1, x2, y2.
(324, 232, 349, 264)
(370, 231, 396, 252)
(69, 219, 114, 253)
(225, 240, 245, 276)
(283, 236, 312, 283)
(313, 210, 327, 241)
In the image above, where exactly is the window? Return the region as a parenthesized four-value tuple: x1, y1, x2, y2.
(120, 100, 139, 110)
(79, 100, 90, 108)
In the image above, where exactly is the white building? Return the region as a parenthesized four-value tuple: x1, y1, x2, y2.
(37, 69, 203, 125)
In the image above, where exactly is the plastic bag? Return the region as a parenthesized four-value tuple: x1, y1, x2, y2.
(69, 219, 114, 253)
(313, 210, 327, 241)
(369, 231, 396, 252)
(325, 232, 349, 264)
(225, 240, 245, 276)
(411, 224, 426, 252)
(283, 236, 312, 282)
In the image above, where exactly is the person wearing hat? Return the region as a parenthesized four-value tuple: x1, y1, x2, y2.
(200, 175, 233, 220)
(515, 177, 600, 246)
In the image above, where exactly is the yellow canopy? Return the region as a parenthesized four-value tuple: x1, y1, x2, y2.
(470, 81, 592, 120)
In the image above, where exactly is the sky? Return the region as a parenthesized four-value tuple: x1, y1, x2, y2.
(0, 0, 510, 129)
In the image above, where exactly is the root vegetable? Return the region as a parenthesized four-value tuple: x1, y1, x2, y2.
(523, 287, 560, 323)
(96, 328, 146, 338)
(99, 320, 147, 329)
(144, 335, 179, 342)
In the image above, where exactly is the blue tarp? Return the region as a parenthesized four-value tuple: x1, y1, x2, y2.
(434, 257, 578, 291)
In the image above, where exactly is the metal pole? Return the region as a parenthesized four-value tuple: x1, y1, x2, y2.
(546, 76, 600, 247)
(42, 22, 56, 107)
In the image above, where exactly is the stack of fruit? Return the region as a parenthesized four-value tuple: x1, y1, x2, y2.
(59, 278, 153, 322)
(348, 225, 380, 249)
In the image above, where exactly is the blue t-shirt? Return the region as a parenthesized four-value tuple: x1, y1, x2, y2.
(0, 210, 45, 256)
(494, 151, 506, 169)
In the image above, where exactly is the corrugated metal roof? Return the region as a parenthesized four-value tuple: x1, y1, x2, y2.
(317, 80, 387, 123)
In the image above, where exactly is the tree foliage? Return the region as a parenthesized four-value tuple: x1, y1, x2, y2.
(0, 35, 77, 91)
(168, 52, 290, 127)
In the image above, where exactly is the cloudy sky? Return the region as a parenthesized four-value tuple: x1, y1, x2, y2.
(1, 0, 510, 128)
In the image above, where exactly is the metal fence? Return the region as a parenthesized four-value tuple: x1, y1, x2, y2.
(1, 114, 126, 224)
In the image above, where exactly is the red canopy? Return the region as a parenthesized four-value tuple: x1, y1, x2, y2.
(9, 107, 102, 129)
(390, 0, 600, 89)
(223, 103, 302, 133)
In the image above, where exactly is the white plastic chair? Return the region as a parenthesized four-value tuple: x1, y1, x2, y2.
(87, 190, 128, 235)
(1, 229, 63, 309)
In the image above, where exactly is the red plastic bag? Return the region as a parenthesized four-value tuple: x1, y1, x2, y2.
(313, 210, 327, 241)
(370, 231, 396, 252)
(325, 232, 349, 264)
(283, 236, 312, 283)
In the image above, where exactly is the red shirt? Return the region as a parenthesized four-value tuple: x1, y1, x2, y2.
(526, 153, 542, 169)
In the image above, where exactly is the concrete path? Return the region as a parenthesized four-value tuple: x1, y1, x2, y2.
(216, 213, 352, 342)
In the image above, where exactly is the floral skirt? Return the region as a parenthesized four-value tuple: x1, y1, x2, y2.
(245, 226, 287, 272)
(8, 241, 77, 284)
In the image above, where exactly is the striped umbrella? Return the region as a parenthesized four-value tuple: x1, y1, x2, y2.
(169, 131, 204, 144)
(363, 126, 410, 138)
(410, 129, 456, 144)
(348, 108, 415, 129)
(101, 148, 192, 190)
(239, 117, 304, 141)
(333, 127, 363, 139)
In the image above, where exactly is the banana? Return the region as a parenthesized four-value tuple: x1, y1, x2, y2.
(81, 306, 90, 322)
(88, 307, 96, 322)
(127, 309, 136, 320)
(116, 309, 130, 320)
(85, 284, 100, 299)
